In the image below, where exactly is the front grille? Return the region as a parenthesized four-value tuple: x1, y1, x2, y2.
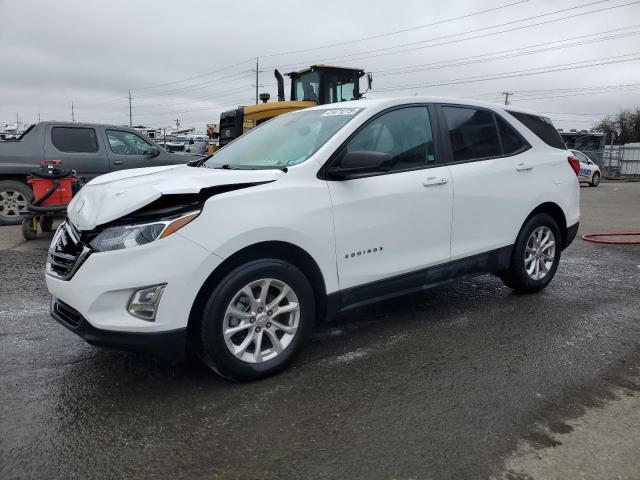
(47, 222, 91, 280)
(52, 298, 84, 328)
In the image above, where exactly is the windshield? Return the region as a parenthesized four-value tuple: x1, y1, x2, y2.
(205, 107, 363, 169)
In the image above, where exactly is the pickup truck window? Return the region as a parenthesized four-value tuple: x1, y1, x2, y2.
(106, 129, 151, 155)
(51, 127, 99, 153)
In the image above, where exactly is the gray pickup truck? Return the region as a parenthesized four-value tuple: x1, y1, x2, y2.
(0, 121, 195, 225)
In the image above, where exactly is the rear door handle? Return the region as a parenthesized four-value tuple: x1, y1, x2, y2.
(113, 160, 123, 166)
(516, 162, 533, 171)
(423, 176, 449, 187)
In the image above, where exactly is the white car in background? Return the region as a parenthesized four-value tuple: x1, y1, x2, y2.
(571, 149, 601, 187)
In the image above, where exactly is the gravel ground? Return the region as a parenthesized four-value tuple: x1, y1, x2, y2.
(0, 183, 639, 480)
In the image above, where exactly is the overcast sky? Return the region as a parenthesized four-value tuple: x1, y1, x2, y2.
(1, 0, 639, 131)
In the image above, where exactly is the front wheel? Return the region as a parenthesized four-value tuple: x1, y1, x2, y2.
(196, 259, 315, 381)
(590, 172, 600, 187)
(500, 213, 561, 293)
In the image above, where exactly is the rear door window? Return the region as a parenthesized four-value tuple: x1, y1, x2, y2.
(507, 111, 566, 149)
(442, 106, 501, 161)
(51, 127, 99, 153)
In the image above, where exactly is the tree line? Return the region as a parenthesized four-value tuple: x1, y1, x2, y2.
(592, 108, 640, 145)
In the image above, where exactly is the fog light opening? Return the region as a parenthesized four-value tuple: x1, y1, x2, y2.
(128, 284, 166, 321)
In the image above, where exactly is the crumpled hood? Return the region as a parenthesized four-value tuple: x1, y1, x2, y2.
(67, 164, 284, 230)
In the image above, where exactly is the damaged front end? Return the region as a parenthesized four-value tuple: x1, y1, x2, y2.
(51, 165, 284, 279)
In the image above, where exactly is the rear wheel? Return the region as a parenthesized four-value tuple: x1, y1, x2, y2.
(21, 216, 38, 240)
(0, 180, 32, 226)
(590, 172, 600, 187)
(196, 258, 315, 381)
(500, 213, 561, 293)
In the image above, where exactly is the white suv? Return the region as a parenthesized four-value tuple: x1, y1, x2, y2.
(47, 98, 580, 381)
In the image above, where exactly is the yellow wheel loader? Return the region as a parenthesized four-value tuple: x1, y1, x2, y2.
(218, 65, 372, 147)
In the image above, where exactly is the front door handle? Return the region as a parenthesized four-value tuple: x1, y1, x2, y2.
(423, 176, 448, 187)
(113, 160, 123, 166)
(516, 162, 533, 171)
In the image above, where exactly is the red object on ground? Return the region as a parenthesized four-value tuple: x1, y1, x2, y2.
(27, 177, 76, 206)
(581, 232, 640, 245)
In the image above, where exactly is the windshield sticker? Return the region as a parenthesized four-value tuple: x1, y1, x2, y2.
(321, 108, 361, 117)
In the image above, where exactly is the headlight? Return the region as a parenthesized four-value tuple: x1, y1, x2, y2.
(89, 211, 200, 252)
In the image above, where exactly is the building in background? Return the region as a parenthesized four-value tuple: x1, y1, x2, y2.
(559, 130, 606, 166)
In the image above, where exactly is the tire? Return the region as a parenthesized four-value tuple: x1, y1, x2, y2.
(21, 217, 38, 240)
(0, 180, 33, 226)
(590, 172, 600, 187)
(500, 213, 561, 293)
(196, 258, 315, 381)
(40, 216, 53, 232)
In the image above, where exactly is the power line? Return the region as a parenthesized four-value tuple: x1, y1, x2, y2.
(134, 70, 253, 98)
(267, 0, 639, 70)
(470, 82, 640, 99)
(260, 0, 530, 58)
(374, 52, 640, 92)
(512, 86, 640, 102)
(134, 85, 252, 112)
(132, 58, 255, 91)
(373, 27, 640, 77)
(74, 0, 632, 108)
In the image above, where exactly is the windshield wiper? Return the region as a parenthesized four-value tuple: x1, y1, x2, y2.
(187, 158, 206, 167)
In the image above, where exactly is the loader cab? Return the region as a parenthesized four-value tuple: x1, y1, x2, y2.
(218, 65, 371, 147)
(288, 65, 369, 104)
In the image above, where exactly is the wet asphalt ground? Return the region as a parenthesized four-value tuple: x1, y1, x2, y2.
(1, 182, 639, 480)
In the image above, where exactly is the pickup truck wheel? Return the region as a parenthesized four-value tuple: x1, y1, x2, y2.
(0, 181, 32, 226)
(196, 258, 315, 381)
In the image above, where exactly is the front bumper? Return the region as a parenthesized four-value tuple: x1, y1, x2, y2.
(51, 297, 187, 361)
(46, 231, 222, 332)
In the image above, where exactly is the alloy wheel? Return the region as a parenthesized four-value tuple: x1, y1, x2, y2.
(0, 189, 28, 219)
(524, 226, 556, 281)
(222, 278, 300, 364)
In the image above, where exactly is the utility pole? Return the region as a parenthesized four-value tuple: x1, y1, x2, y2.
(38, 111, 41, 122)
(252, 57, 264, 105)
(128, 89, 133, 127)
(502, 91, 513, 105)
(175, 118, 180, 129)
(71, 102, 75, 122)
(16, 113, 19, 130)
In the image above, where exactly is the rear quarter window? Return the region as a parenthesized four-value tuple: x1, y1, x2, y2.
(507, 111, 566, 149)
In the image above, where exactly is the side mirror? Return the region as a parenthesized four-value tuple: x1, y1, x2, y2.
(145, 146, 160, 157)
(326, 150, 392, 179)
